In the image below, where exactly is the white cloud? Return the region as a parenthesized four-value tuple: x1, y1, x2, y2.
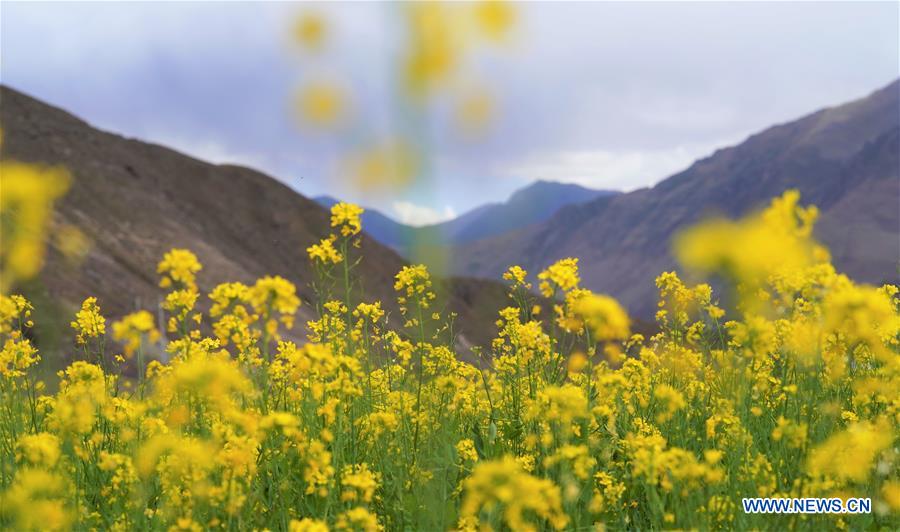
(503, 140, 735, 191)
(391, 201, 457, 227)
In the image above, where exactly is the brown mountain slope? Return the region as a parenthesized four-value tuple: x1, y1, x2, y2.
(455, 80, 900, 317)
(0, 85, 509, 351)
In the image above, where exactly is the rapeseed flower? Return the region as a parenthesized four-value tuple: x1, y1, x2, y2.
(0, 160, 70, 293)
(157, 248, 202, 290)
(70, 297, 106, 345)
(573, 292, 630, 341)
(1, 189, 898, 530)
(537, 257, 580, 297)
(307, 235, 342, 264)
(111, 310, 159, 357)
(459, 457, 569, 531)
(330, 202, 364, 237)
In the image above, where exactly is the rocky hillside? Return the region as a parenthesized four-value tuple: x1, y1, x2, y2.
(454, 80, 900, 317)
(0, 85, 511, 351)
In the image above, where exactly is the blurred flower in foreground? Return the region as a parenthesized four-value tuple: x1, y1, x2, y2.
(112, 310, 160, 358)
(293, 12, 326, 51)
(1, 191, 899, 529)
(289, 1, 516, 197)
(674, 190, 829, 306)
(474, 0, 516, 41)
(345, 140, 419, 191)
(573, 293, 631, 341)
(806, 419, 893, 483)
(54, 224, 90, 264)
(295, 82, 346, 129)
(404, 2, 461, 97)
(0, 132, 71, 293)
(456, 89, 495, 136)
(0, 468, 71, 531)
(458, 456, 569, 531)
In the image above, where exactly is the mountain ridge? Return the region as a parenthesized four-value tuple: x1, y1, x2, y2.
(453, 79, 900, 317)
(0, 84, 513, 351)
(315, 180, 618, 252)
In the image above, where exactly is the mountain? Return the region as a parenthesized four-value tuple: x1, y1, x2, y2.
(423, 181, 619, 244)
(317, 181, 618, 252)
(454, 80, 900, 318)
(0, 85, 511, 352)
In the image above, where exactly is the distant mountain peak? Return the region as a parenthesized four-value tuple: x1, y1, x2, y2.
(509, 180, 616, 202)
(315, 180, 619, 251)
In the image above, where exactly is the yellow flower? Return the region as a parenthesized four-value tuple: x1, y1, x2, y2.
(0, 468, 71, 531)
(330, 202, 365, 237)
(456, 90, 494, 135)
(163, 289, 199, 333)
(394, 264, 436, 314)
(674, 190, 828, 305)
(456, 438, 480, 464)
(537, 257, 580, 297)
(307, 235, 343, 265)
(806, 420, 893, 482)
(502, 265, 530, 289)
(111, 310, 160, 356)
(335, 507, 382, 532)
(15, 433, 61, 468)
(157, 248, 202, 290)
(573, 293, 630, 341)
(70, 297, 106, 345)
(293, 12, 326, 50)
(771, 416, 808, 449)
(527, 384, 588, 428)
(302, 438, 335, 497)
(473, 0, 515, 41)
(590, 471, 626, 514)
(346, 140, 419, 191)
(653, 384, 686, 423)
(152, 353, 252, 421)
(823, 284, 897, 361)
(0, 294, 34, 335)
(459, 456, 569, 531)
(882, 480, 900, 512)
(0, 336, 40, 378)
(0, 160, 70, 293)
(48, 361, 110, 436)
(209, 282, 251, 318)
(290, 518, 330, 532)
(353, 302, 385, 328)
(54, 224, 90, 264)
(404, 3, 459, 95)
(249, 276, 301, 335)
(543, 444, 596, 480)
(296, 82, 345, 128)
(340, 463, 380, 503)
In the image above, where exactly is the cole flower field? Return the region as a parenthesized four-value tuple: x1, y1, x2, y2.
(1, 153, 899, 530)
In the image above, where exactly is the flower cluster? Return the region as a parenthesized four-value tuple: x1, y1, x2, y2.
(70, 297, 106, 345)
(330, 202, 364, 237)
(0, 191, 898, 531)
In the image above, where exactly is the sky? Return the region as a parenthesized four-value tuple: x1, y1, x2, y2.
(2, 1, 898, 225)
